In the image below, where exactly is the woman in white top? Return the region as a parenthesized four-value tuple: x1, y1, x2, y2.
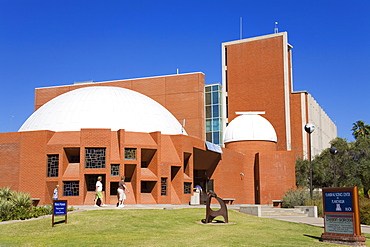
(95, 176, 105, 207)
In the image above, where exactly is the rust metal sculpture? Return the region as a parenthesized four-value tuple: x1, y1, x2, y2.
(202, 190, 228, 223)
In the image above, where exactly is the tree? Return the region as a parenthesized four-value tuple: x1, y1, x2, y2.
(295, 159, 310, 188)
(352, 120, 370, 140)
(353, 137, 370, 198)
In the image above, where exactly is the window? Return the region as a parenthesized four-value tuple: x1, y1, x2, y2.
(110, 182, 119, 195)
(85, 175, 105, 191)
(161, 178, 167, 196)
(184, 182, 192, 194)
(124, 148, 137, 160)
(63, 181, 79, 196)
(47, 154, 59, 177)
(110, 164, 120, 176)
(85, 148, 106, 168)
(64, 148, 80, 163)
(204, 84, 223, 145)
(141, 181, 156, 193)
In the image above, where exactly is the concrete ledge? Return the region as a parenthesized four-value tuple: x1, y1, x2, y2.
(294, 206, 317, 217)
(239, 205, 261, 217)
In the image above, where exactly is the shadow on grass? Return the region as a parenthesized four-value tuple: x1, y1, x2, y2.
(53, 220, 66, 226)
(303, 234, 321, 241)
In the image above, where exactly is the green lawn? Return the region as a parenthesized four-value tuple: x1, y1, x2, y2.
(0, 208, 368, 246)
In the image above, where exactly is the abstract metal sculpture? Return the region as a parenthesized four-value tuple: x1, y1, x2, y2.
(202, 190, 228, 223)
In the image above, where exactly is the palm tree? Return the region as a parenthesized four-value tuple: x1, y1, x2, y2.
(352, 121, 370, 139)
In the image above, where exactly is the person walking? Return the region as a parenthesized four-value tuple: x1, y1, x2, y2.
(95, 176, 105, 207)
(53, 184, 59, 200)
(117, 176, 130, 208)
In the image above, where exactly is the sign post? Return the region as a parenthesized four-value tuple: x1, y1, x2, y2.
(321, 187, 365, 246)
(52, 200, 68, 227)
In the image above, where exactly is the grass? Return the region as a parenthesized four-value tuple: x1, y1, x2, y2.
(0, 208, 369, 246)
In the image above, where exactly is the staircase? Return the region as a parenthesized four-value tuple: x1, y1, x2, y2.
(261, 207, 308, 217)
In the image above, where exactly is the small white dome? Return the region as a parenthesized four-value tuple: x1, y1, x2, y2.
(224, 113, 277, 143)
(19, 86, 187, 135)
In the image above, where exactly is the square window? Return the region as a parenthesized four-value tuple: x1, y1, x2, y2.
(184, 182, 192, 194)
(125, 148, 137, 160)
(63, 181, 79, 196)
(110, 164, 120, 176)
(85, 148, 106, 169)
(47, 154, 59, 177)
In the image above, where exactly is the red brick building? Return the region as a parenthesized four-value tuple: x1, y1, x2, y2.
(0, 32, 335, 206)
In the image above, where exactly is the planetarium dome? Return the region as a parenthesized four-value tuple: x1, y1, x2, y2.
(224, 112, 277, 143)
(19, 86, 187, 135)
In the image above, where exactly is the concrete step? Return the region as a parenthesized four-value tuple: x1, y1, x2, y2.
(261, 207, 308, 217)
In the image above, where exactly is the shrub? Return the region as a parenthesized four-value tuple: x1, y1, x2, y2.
(282, 189, 309, 208)
(359, 197, 370, 225)
(0, 187, 54, 222)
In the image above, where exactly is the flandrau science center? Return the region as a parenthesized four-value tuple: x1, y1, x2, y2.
(0, 32, 336, 206)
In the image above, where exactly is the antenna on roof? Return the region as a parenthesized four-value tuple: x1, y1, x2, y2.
(239, 17, 243, 39)
(274, 22, 278, 33)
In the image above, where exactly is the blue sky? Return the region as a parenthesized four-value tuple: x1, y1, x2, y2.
(0, 0, 369, 141)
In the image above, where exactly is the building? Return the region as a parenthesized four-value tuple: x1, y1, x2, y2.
(0, 32, 336, 206)
(222, 32, 336, 159)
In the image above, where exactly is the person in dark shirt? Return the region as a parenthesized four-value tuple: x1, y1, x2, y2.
(117, 176, 130, 208)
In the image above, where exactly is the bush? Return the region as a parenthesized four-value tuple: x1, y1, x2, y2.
(0, 187, 53, 222)
(359, 197, 370, 225)
(282, 189, 324, 217)
(282, 189, 309, 208)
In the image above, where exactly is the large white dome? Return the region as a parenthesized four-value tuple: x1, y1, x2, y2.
(224, 112, 277, 143)
(19, 86, 187, 135)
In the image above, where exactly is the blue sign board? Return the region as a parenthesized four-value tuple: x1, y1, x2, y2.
(53, 201, 67, 215)
(324, 191, 353, 213)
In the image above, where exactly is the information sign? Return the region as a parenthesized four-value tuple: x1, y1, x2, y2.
(321, 187, 365, 246)
(323, 190, 353, 213)
(53, 201, 67, 215)
(52, 200, 68, 227)
(325, 213, 354, 235)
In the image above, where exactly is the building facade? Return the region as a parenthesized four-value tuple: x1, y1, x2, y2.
(0, 32, 336, 206)
(222, 32, 337, 159)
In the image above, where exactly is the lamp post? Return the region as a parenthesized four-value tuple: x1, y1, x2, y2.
(330, 147, 338, 187)
(305, 123, 315, 200)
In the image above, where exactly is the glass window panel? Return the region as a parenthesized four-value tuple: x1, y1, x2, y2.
(63, 181, 79, 196)
(47, 154, 59, 177)
(124, 148, 136, 160)
(205, 92, 211, 105)
(212, 85, 218, 91)
(212, 91, 219, 104)
(205, 86, 211, 92)
(206, 120, 211, 131)
(85, 148, 106, 169)
(184, 182, 192, 194)
(212, 105, 220, 118)
(213, 132, 220, 145)
(110, 164, 120, 176)
(206, 133, 212, 142)
(161, 177, 167, 196)
(206, 106, 211, 118)
(212, 119, 220, 131)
